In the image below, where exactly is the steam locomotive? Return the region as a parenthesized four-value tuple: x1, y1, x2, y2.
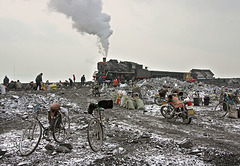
(93, 58, 191, 81)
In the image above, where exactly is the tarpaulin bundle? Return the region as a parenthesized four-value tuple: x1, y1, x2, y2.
(98, 100, 113, 109)
(87, 103, 97, 114)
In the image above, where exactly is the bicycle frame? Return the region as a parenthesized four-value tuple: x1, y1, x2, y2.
(92, 107, 104, 124)
(87, 106, 104, 152)
(33, 104, 48, 131)
(87, 100, 112, 152)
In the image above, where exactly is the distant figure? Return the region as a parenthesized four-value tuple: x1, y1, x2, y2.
(92, 81, 100, 96)
(58, 80, 63, 88)
(117, 75, 120, 82)
(8, 81, 16, 90)
(73, 74, 76, 83)
(81, 75, 86, 86)
(121, 75, 125, 83)
(69, 78, 73, 87)
(113, 78, 118, 87)
(59, 80, 63, 86)
(131, 76, 135, 82)
(3, 76, 9, 87)
(98, 76, 103, 85)
(35, 73, 43, 91)
(25, 81, 35, 90)
(64, 80, 69, 87)
(15, 80, 22, 90)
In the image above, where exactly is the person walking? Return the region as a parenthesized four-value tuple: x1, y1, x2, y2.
(81, 75, 86, 86)
(35, 73, 43, 91)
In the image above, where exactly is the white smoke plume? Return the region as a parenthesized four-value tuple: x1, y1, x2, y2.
(48, 0, 113, 57)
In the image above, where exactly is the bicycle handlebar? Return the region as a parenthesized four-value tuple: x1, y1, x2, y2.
(33, 104, 41, 113)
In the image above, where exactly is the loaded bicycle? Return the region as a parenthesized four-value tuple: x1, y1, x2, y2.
(214, 90, 238, 118)
(19, 103, 70, 156)
(87, 100, 113, 152)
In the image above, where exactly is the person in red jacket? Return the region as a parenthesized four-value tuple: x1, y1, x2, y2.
(113, 79, 118, 87)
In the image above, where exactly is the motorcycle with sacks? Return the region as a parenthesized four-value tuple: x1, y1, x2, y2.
(160, 94, 194, 124)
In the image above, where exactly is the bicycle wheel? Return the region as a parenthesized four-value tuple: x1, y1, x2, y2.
(161, 105, 175, 119)
(19, 119, 42, 156)
(182, 111, 191, 124)
(53, 116, 70, 143)
(87, 118, 103, 152)
(214, 101, 228, 118)
(154, 97, 163, 105)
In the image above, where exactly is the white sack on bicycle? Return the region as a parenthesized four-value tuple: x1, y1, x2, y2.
(60, 107, 68, 117)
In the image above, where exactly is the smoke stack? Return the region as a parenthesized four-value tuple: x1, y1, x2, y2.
(103, 57, 106, 63)
(48, 0, 112, 57)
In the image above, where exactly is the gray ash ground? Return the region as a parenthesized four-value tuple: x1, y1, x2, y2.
(1, 83, 240, 166)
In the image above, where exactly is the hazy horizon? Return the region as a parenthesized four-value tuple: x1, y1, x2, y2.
(1, 0, 240, 83)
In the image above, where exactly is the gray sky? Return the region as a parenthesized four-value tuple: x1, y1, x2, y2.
(1, 0, 240, 83)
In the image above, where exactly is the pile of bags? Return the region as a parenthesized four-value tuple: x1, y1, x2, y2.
(112, 89, 145, 110)
(49, 84, 58, 90)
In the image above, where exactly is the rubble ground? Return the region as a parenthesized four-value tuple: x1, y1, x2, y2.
(0, 78, 240, 166)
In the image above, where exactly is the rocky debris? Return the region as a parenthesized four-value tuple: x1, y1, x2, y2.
(17, 161, 32, 166)
(59, 143, 73, 150)
(178, 139, 194, 149)
(202, 149, 240, 165)
(0, 149, 7, 156)
(45, 144, 55, 152)
(112, 147, 125, 155)
(89, 156, 150, 166)
(0, 78, 240, 165)
(129, 133, 152, 144)
(45, 143, 73, 154)
(56, 146, 71, 153)
(12, 95, 20, 100)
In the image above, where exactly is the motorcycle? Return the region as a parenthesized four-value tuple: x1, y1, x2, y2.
(160, 96, 194, 124)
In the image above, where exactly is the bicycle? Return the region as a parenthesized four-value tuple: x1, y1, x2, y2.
(214, 91, 237, 118)
(87, 100, 113, 152)
(19, 103, 70, 156)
